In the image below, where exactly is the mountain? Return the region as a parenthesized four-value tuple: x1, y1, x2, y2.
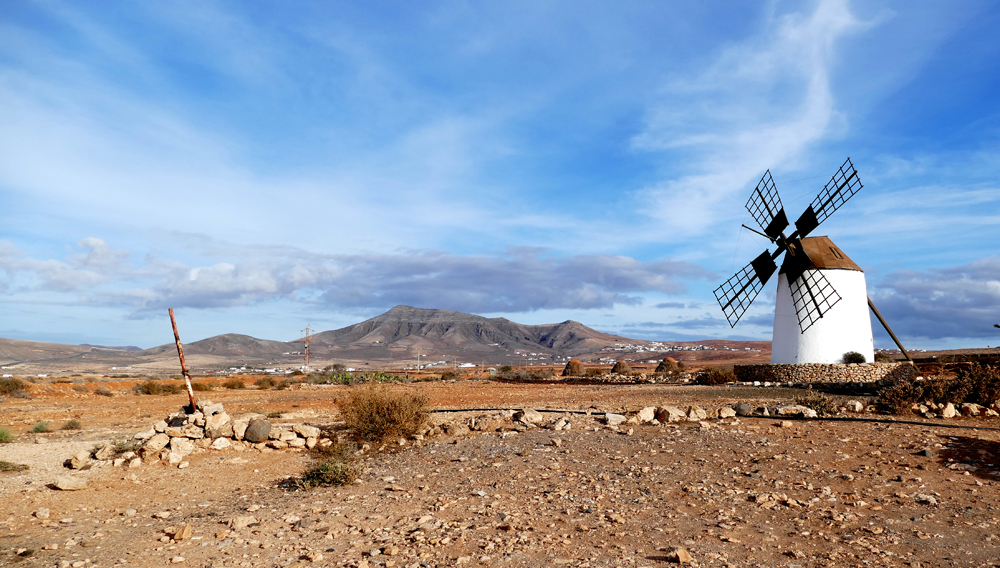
(140, 334, 292, 358)
(308, 305, 628, 359)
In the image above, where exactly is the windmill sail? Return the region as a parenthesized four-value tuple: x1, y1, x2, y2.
(746, 170, 788, 239)
(794, 158, 863, 237)
(788, 269, 842, 332)
(714, 251, 777, 327)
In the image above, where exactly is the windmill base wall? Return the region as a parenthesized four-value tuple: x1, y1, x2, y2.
(734, 362, 917, 384)
(771, 270, 874, 364)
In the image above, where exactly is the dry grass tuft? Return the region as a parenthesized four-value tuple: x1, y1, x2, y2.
(298, 439, 361, 488)
(338, 384, 428, 444)
(132, 380, 183, 395)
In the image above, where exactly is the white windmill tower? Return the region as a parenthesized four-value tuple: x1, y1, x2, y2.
(714, 158, 913, 364)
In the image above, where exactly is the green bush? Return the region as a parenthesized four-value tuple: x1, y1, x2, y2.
(223, 379, 246, 389)
(562, 359, 584, 377)
(32, 422, 51, 433)
(61, 419, 82, 431)
(0, 377, 28, 396)
(843, 351, 866, 364)
(696, 367, 737, 385)
(0, 427, 13, 443)
(132, 381, 183, 395)
(499, 365, 513, 373)
(338, 384, 429, 444)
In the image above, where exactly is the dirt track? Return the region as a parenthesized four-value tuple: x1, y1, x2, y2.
(3, 379, 1000, 567)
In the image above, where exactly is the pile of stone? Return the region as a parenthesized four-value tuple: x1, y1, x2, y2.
(734, 362, 917, 384)
(912, 401, 1000, 420)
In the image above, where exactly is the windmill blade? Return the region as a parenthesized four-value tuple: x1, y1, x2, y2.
(745, 170, 789, 239)
(714, 251, 778, 327)
(789, 268, 842, 333)
(794, 157, 863, 237)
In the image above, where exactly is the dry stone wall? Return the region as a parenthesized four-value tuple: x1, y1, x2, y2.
(734, 362, 918, 384)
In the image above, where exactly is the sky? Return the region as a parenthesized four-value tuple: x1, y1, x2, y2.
(2, 0, 1000, 351)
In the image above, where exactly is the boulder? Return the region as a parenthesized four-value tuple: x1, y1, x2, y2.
(201, 403, 225, 417)
(53, 475, 87, 491)
(942, 403, 957, 419)
(293, 424, 321, 439)
(142, 433, 171, 456)
(94, 444, 116, 461)
(605, 413, 627, 427)
(656, 406, 687, 423)
(69, 450, 91, 470)
(636, 407, 657, 423)
(734, 403, 752, 417)
(776, 405, 818, 419)
(514, 409, 545, 425)
(204, 412, 232, 438)
(153, 420, 168, 433)
(551, 418, 570, 431)
(244, 419, 271, 443)
(443, 422, 470, 437)
(472, 415, 504, 432)
(718, 406, 737, 419)
(686, 406, 708, 421)
(170, 437, 195, 457)
(133, 429, 156, 440)
(845, 400, 864, 413)
(960, 403, 983, 417)
(210, 438, 232, 450)
(232, 419, 250, 440)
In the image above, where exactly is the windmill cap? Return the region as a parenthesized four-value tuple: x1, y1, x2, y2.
(780, 236, 862, 273)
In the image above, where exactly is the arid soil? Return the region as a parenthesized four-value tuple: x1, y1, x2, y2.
(3, 379, 1000, 568)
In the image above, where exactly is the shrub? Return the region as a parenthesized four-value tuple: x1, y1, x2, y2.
(562, 359, 584, 376)
(32, 422, 51, 433)
(338, 384, 428, 444)
(0, 377, 28, 397)
(112, 440, 143, 455)
(255, 377, 276, 389)
(499, 365, 513, 373)
(876, 379, 924, 414)
(299, 440, 360, 488)
(0, 460, 29, 472)
(795, 393, 840, 416)
(696, 367, 737, 385)
(0, 427, 13, 443)
(223, 379, 246, 390)
(655, 358, 678, 374)
(132, 381, 183, 395)
(953, 363, 1000, 406)
(677, 360, 687, 371)
(439, 370, 461, 381)
(610, 361, 632, 374)
(874, 352, 893, 363)
(191, 382, 214, 392)
(95, 387, 114, 397)
(72, 384, 89, 393)
(61, 419, 82, 431)
(274, 378, 300, 390)
(584, 367, 605, 378)
(843, 351, 866, 364)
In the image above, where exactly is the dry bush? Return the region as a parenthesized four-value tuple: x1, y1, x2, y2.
(61, 419, 82, 431)
(72, 384, 89, 393)
(562, 359, 584, 376)
(610, 361, 632, 374)
(298, 439, 361, 488)
(223, 379, 246, 390)
(876, 379, 924, 414)
(439, 370, 461, 381)
(655, 358, 678, 374)
(132, 381, 183, 395)
(584, 368, 605, 378)
(338, 384, 428, 444)
(696, 367, 737, 385)
(95, 387, 114, 397)
(0, 377, 28, 397)
(795, 393, 841, 416)
(954, 363, 1000, 405)
(874, 352, 894, 363)
(843, 351, 867, 364)
(191, 382, 214, 391)
(254, 377, 276, 390)
(0, 460, 29, 472)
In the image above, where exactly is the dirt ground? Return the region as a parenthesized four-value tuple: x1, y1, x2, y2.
(3, 379, 1000, 568)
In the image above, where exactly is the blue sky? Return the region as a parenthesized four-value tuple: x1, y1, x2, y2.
(2, 0, 999, 350)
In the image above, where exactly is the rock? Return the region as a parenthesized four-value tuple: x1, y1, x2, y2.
(733, 403, 752, 416)
(169, 556, 185, 564)
(178, 461, 189, 469)
(210, 438, 232, 450)
(133, 428, 156, 440)
(287, 437, 306, 448)
(124, 509, 137, 517)
(305, 437, 318, 449)
(201, 402, 224, 417)
(942, 403, 957, 419)
(987, 409, 999, 417)
(605, 413, 627, 426)
(244, 419, 271, 443)
(69, 450, 91, 470)
(637, 407, 657, 423)
(180, 424, 205, 439)
(294, 424, 321, 438)
(93, 444, 116, 461)
(443, 423, 471, 436)
(230, 516, 258, 530)
(656, 406, 686, 422)
(960, 403, 982, 417)
(34, 508, 50, 519)
(173, 524, 192, 540)
(232, 419, 250, 440)
(551, 438, 562, 447)
(917, 448, 938, 457)
(551, 418, 569, 431)
(53, 476, 87, 491)
(845, 400, 864, 413)
(686, 406, 708, 421)
(719, 406, 737, 419)
(267, 440, 288, 449)
(170, 437, 195, 457)
(776, 405, 818, 419)
(142, 433, 171, 456)
(278, 430, 298, 442)
(205, 412, 233, 438)
(780, 420, 795, 429)
(672, 547, 693, 564)
(915, 493, 939, 505)
(128, 457, 142, 469)
(472, 415, 504, 432)
(167, 452, 184, 464)
(515, 409, 545, 424)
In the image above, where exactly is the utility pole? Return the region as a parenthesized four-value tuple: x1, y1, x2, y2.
(301, 325, 313, 368)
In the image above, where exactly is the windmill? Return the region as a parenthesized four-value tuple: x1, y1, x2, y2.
(714, 158, 913, 364)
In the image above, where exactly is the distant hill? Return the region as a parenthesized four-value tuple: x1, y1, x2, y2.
(140, 334, 292, 358)
(80, 344, 143, 352)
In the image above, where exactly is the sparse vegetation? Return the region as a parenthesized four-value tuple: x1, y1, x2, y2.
(72, 384, 89, 393)
(696, 367, 737, 385)
(584, 367, 605, 378)
(499, 365, 513, 373)
(0, 427, 13, 443)
(610, 360, 632, 374)
(191, 382, 215, 391)
(338, 384, 429, 444)
(298, 439, 360, 488)
(0, 377, 28, 397)
(0, 460, 29, 472)
(32, 422, 51, 433)
(877, 363, 1000, 414)
(132, 380, 183, 395)
(876, 378, 924, 414)
(795, 393, 841, 416)
(655, 358, 678, 374)
(61, 419, 82, 430)
(223, 379, 246, 390)
(843, 351, 867, 364)
(266, 411, 284, 419)
(438, 370, 461, 381)
(254, 377, 276, 390)
(95, 387, 114, 397)
(562, 359, 584, 376)
(874, 352, 893, 363)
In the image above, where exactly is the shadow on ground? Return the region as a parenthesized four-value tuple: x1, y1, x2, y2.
(937, 435, 1000, 481)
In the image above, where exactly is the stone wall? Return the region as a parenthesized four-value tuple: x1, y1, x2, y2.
(733, 362, 918, 384)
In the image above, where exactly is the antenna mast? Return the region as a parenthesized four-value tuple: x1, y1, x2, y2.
(301, 324, 313, 368)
